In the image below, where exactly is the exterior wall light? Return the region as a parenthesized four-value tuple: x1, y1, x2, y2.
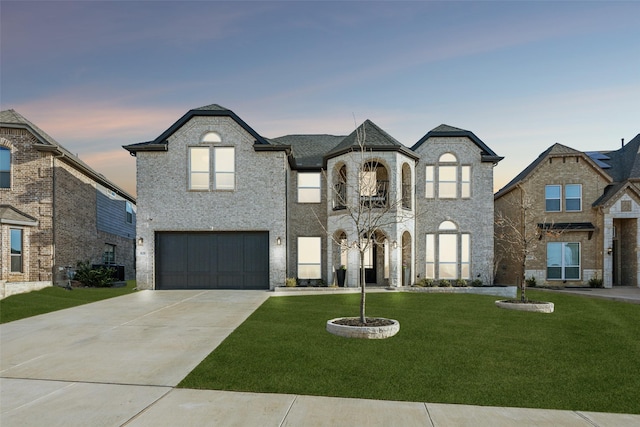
(137, 237, 144, 246)
(276, 237, 282, 245)
(392, 240, 398, 249)
(607, 247, 612, 255)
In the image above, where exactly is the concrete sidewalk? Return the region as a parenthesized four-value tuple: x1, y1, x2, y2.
(539, 285, 640, 304)
(2, 289, 639, 426)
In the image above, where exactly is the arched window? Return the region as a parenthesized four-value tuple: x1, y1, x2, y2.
(426, 221, 471, 280)
(0, 146, 10, 189)
(333, 164, 347, 210)
(201, 132, 221, 143)
(402, 163, 412, 210)
(425, 153, 471, 199)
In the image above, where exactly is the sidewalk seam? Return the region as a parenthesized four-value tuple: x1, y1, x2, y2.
(279, 394, 299, 427)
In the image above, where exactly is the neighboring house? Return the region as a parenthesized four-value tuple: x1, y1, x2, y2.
(0, 110, 137, 298)
(494, 136, 640, 288)
(124, 104, 502, 290)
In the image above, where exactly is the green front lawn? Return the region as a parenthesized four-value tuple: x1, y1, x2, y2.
(0, 281, 137, 324)
(179, 290, 640, 414)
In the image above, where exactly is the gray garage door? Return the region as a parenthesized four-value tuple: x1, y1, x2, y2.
(155, 231, 269, 290)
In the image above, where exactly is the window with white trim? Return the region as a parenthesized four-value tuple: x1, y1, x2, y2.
(565, 184, 581, 211)
(214, 147, 235, 190)
(547, 242, 580, 280)
(461, 166, 471, 198)
(298, 172, 321, 203)
(298, 237, 321, 279)
(425, 221, 471, 280)
(10, 228, 22, 272)
(545, 185, 561, 211)
(189, 147, 210, 190)
(425, 165, 434, 198)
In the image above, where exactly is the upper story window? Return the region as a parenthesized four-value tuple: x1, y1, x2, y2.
(565, 184, 582, 211)
(425, 153, 471, 199)
(202, 132, 222, 143)
(125, 201, 133, 224)
(545, 184, 581, 212)
(0, 146, 10, 189)
(401, 163, 412, 210)
(188, 144, 235, 191)
(298, 172, 321, 203)
(359, 161, 388, 208)
(214, 147, 235, 190)
(189, 147, 210, 190)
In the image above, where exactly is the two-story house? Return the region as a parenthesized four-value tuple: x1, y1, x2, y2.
(494, 136, 640, 288)
(0, 110, 137, 298)
(124, 104, 502, 291)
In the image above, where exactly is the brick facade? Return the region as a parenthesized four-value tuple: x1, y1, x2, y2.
(1, 110, 136, 298)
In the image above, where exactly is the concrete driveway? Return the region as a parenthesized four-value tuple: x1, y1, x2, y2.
(1, 290, 269, 426)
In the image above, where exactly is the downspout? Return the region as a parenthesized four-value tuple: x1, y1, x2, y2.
(51, 151, 65, 285)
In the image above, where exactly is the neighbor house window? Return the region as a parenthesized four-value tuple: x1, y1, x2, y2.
(125, 201, 133, 224)
(103, 244, 116, 264)
(0, 147, 10, 188)
(298, 237, 321, 279)
(189, 147, 210, 190)
(545, 185, 561, 211)
(214, 147, 235, 190)
(547, 242, 580, 280)
(298, 172, 321, 203)
(565, 184, 582, 211)
(10, 228, 22, 272)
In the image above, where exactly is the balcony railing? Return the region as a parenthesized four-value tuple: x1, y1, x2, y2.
(333, 182, 347, 210)
(360, 180, 388, 208)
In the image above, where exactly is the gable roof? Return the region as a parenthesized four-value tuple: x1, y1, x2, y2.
(494, 143, 612, 200)
(324, 120, 418, 162)
(1, 109, 135, 203)
(412, 124, 503, 163)
(0, 205, 39, 226)
(123, 104, 270, 154)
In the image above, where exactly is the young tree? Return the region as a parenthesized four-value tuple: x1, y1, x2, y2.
(495, 184, 563, 302)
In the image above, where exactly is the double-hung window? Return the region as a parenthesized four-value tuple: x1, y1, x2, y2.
(298, 172, 321, 203)
(547, 242, 580, 280)
(10, 228, 22, 273)
(103, 244, 116, 264)
(545, 185, 561, 212)
(189, 147, 210, 190)
(0, 147, 10, 188)
(297, 237, 321, 279)
(214, 147, 235, 190)
(565, 184, 581, 211)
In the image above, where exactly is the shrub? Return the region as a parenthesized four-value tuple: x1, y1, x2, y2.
(525, 276, 537, 287)
(285, 277, 297, 287)
(74, 261, 115, 288)
(454, 278, 467, 287)
(470, 279, 483, 287)
(437, 279, 452, 287)
(589, 275, 603, 288)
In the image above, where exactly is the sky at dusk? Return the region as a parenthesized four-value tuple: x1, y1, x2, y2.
(2, 1, 639, 198)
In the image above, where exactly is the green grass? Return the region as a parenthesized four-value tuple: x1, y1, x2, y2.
(0, 281, 137, 324)
(179, 290, 640, 414)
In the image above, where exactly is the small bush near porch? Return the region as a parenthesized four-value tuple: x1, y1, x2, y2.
(179, 291, 640, 414)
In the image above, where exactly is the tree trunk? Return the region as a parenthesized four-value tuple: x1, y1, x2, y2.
(360, 251, 366, 323)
